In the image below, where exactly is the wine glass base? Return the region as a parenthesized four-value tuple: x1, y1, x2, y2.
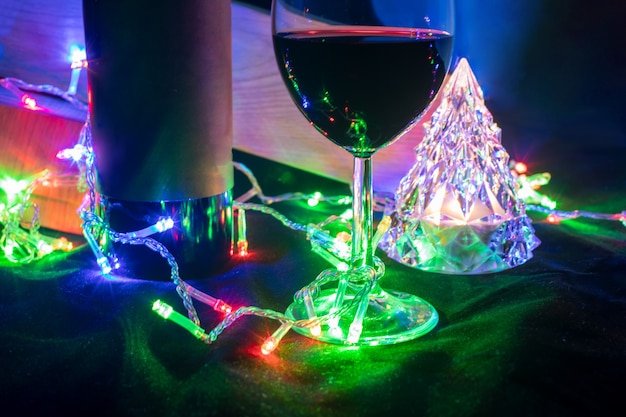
(285, 287, 438, 346)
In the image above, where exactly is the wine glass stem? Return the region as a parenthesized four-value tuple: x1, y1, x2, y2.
(351, 156, 374, 269)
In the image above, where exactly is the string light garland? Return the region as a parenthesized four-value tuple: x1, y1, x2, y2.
(72, 114, 376, 351)
(509, 160, 626, 226)
(2, 55, 625, 355)
(0, 169, 75, 263)
(0, 76, 88, 113)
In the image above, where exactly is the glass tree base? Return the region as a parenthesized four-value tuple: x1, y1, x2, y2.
(382, 217, 540, 275)
(285, 286, 438, 346)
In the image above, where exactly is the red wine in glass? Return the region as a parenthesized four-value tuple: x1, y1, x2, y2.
(273, 28, 453, 157)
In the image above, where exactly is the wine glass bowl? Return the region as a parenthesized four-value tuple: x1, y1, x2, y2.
(272, 0, 455, 345)
(272, 28, 452, 157)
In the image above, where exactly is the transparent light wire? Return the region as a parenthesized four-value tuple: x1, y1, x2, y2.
(74, 117, 372, 350)
(3, 67, 623, 353)
(0, 76, 88, 112)
(0, 169, 77, 263)
(527, 204, 626, 226)
(6, 113, 626, 353)
(38, 116, 626, 352)
(0, 73, 88, 264)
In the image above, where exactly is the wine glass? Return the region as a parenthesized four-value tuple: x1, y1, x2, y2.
(272, 0, 455, 345)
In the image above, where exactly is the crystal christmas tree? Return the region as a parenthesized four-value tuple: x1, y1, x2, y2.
(378, 58, 540, 274)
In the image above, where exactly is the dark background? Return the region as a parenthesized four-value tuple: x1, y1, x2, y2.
(1, 1, 625, 417)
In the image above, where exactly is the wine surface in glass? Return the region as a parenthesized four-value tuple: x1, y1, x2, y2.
(273, 27, 453, 157)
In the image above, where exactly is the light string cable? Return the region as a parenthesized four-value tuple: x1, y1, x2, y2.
(510, 160, 626, 227)
(0, 76, 88, 113)
(63, 122, 626, 354)
(151, 263, 379, 353)
(0, 44, 88, 112)
(0, 169, 75, 263)
(0, 46, 89, 263)
(74, 117, 377, 353)
(5, 58, 624, 352)
(76, 117, 201, 325)
(528, 205, 626, 226)
(233, 161, 352, 207)
(0, 67, 90, 263)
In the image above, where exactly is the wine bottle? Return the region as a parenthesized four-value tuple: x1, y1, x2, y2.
(82, 0, 234, 280)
